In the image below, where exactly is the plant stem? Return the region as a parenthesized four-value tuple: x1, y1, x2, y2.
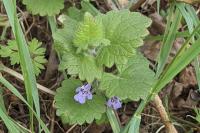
(0, 62, 55, 95)
(154, 95, 177, 133)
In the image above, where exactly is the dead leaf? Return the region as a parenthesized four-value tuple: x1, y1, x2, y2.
(179, 66, 197, 88)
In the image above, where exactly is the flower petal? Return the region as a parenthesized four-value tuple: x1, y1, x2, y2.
(106, 96, 122, 110)
(75, 87, 82, 93)
(83, 83, 91, 90)
(74, 93, 86, 104)
(86, 92, 93, 100)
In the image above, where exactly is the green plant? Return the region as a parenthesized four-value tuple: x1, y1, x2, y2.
(2, 0, 47, 132)
(2, 0, 200, 132)
(0, 39, 47, 76)
(53, 8, 154, 126)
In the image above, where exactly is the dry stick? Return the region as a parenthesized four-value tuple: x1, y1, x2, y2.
(65, 124, 77, 133)
(154, 95, 178, 133)
(0, 63, 56, 95)
(129, 0, 146, 11)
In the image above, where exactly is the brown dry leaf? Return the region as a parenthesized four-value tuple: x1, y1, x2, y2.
(176, 0, 200, 4)
(118, 0, 129, 8)
(140, 40, 160, 61)
(44, 49, 58, 81)
(149, 13, 166, 35)
(170, 82, 184, 108)
(176, 98, 187, 108)
(168, 38, 184, 62)
(172, 89, 199, 108)
(185, 89, 200, 107)
(87, 123, 107, 133)
(179, 66, 197, 88)
(172, 82, 184, 98)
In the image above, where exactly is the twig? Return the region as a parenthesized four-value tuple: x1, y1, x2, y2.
(66, 124, 77, 133)
(0, 62, 56, 95)
(153, 94, 178, 133)
(172, 115, 200, 130)
(129, 0, 146, 11)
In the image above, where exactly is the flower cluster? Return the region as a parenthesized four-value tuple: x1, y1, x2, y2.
(74, 83, 122, 110)
(106, 96, 122, 110)
(74, 84, 93, 104)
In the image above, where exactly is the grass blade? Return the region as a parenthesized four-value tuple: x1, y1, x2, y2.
(106, 108, 121, 133)
(0, 74, 50, 133)
(156, 5, 182, 77)
(0, 88, 31, 133)
(2, 0, 40, 130)
(127, 115, 141, 133)
(124, 15, 200, 132)
(176, 3, 200, 92)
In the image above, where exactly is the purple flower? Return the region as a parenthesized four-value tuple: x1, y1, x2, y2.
(107, 96, 122, 110)
(74, 83, 93, 104)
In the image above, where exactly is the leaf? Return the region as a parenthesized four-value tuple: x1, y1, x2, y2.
(53, 17, 78, 53)
(59, 53, 102, 83)
(100, 53, 155, 100)
(66, 1, 99, 21)
(128, 115, 141, 133)
(0, 40, 20, 65)
(67, 7, 84, 21)
(54, 79, 106, 125)
(73, 12, 105, 52)
(22, 0, 64, 16)
(96, 10, 152, 67)
(29, 39, 45, 55)
(0, 39, 47, 76)
(28, 39, 47, 76)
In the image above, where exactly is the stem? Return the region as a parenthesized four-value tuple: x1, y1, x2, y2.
(154, 95, 177, 133)
(0, 62, 55, 95)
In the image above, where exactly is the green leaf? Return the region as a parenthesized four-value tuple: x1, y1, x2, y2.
(29, 39, 47, 76)
(59, 52, 79, 75)
(0, 40, 20, 65)
(96, 10, 152, 67)
(53, 17, 78, 53)
(59, 53, 102, 83)
(100, 53, 155, 100)
(66, 1, 100, 21)
(128, 115, 141, 133)
(95, 113, 109, 125)
(0, 39, 47, 76)
(67, 7, 84, 21)
(22, 0, 64, 16)
(194, 108, 200, 123)
(73, 12, 105, 52)
(54, 79, 106, 125)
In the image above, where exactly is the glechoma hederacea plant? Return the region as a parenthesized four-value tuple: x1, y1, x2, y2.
(54, 6, 155, 125)
(3, 0, 200, 132)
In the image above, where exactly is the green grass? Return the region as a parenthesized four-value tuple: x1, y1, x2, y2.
(1, 0, 200, 132)
(123, 2, 200, 132)
(0, 73, 50, 132)
(1, 0, 47, 132)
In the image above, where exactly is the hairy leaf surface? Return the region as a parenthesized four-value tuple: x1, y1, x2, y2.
(55, 79, 106, 125)
(100, 53, 155, 100)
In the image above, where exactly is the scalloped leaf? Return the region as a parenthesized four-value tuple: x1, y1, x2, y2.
(53, 17, 78, 53)
(96, 10, 152, 67)
(22, 0, 64, 16)
(55, 79, 106, 125)
(100, 53, 155, 100)
(73, 12, 104, 52)
(59, 53, 102, 83)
